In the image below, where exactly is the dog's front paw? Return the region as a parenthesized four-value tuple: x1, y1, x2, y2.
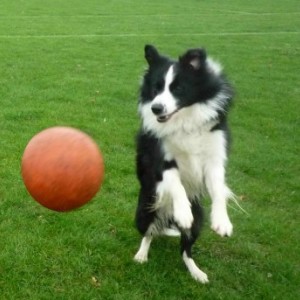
(211, 211, 233, 237)
(134, 251, 148, 264)
(174, 201, 193, 229)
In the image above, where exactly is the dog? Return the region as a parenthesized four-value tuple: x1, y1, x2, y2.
(134, 45, 234, 283)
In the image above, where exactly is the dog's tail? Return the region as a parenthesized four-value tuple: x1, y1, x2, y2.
(162, 227, 181, 237)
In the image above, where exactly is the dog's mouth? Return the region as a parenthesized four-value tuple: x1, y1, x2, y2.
(157, 109, 179, 123)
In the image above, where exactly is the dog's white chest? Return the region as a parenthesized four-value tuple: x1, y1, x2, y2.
(163, 129, 226, 198)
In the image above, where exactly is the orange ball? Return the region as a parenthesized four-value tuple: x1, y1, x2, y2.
(21, 127, 104, 212)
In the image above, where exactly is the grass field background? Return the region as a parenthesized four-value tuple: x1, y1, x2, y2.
(0, 0, 299, 299)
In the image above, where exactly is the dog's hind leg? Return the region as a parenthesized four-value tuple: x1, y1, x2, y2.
(182, 250, 208, 283)
(180, 201, 209, 283)
(134, 235, 153, 263)
(134, 190, 156, 263)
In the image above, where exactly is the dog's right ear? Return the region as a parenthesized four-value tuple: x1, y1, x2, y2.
(144, 45, 160, 65)
(179, 48, 207, 71)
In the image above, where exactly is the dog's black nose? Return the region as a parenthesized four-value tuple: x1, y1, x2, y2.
(151, 103, 165, 115)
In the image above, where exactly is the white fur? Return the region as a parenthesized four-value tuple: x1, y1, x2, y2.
(183, 251, 209, 283)
(156, 169, 193, 229)
(162, 227, 181, 237)
(206, 57, 223, 76)
(151, 66, 178, 116)
(134, 236, 152, 263)
(162, 122, 233, 237)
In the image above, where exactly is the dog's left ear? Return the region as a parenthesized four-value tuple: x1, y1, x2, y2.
(179, 48, 207, 70)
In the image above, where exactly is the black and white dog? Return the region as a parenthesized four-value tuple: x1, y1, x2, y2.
(134, 45, 234, 283)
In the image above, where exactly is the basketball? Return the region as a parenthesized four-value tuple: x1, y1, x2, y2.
(21, 127, 104, 212)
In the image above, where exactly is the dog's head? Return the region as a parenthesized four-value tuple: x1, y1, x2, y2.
(140, 45, 225, 124)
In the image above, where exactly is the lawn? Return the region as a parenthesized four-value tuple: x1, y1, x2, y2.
(0, 0, 299, 299)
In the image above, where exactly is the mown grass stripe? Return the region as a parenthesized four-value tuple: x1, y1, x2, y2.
(0, 12, 299, 18)
(0, 31, 299, 39)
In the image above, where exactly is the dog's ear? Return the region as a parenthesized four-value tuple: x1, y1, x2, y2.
(179, 48, 207, 70)
(144, 45, 160, 65)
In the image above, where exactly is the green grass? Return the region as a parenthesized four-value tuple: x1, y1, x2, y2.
(0, 0, 299, 299)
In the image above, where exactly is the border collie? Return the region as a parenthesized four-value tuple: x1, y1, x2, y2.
(134, 45, 234, 283)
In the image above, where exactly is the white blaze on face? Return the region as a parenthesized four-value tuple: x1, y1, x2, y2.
(151, 65, 178, 116)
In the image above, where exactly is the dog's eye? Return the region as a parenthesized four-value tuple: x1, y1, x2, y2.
(175, 85, 182, 92)
(153, 80, 164, 95)
(172, 83, 184, 94)
(170, 77, 184, 95)
(156, 80, 165, 91)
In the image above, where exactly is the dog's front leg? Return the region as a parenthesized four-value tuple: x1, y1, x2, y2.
(205, 164, 233, 237)
(158, 167, 193, 229)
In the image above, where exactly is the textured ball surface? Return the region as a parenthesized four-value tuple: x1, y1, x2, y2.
(21, 127, 104, 212)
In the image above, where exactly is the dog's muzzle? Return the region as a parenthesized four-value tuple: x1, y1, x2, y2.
(151, 103, 178, 123)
